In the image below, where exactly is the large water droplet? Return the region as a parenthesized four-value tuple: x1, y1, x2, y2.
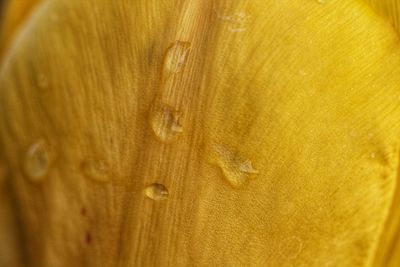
(144, 183, 169, 200)
(81, 159, 110, 182)
(214, 144, 258, 188)
(23, 139, 53, 182)
(163, 41, 191, 76)
(150, 103, 183, 143)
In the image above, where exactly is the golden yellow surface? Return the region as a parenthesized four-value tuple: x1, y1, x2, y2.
(0, 0, 41, 59)
(365, 0, 400, 32)
(0, 0, 400, 266)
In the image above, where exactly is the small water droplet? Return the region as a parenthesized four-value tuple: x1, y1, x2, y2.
(214, 144, 258, 188)
(144, 183, 169, 200)
(349, 129, 358, 138)
(228, 26, 246, 33)
(370, 152, 376, 159)
(213, 8, 249, 34)
(23, 139, 53, 182)
(279, 236, 303, 259)
(37, 74, 48, 90)
(150, 103, 183, 143)
(81, 159, 110, 182)
(299, 70, 307, 76)
(239, 159, 259, 174)
(163, 41, 191, 76)
(214, 8, 248, 22)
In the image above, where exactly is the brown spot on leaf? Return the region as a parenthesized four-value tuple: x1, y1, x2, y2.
(81, 207, 86, 216)
(85, 232, 92, 245)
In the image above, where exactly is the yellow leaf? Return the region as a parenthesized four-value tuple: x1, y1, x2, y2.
(1, 0, 400, 266)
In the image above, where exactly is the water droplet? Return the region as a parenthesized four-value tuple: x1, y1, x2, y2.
(298, 70, 307, 76)
(150, 103, 183, 143)
(214, 9, 248, 22)
(239, 159, 259, 174)
(279, 236, 303, 259)
(370, 152, 376, 159)
(144, 183, 169, 200)
(228, 26, 246, 33)
(163, 41, 191, 76)
(213, 7, 249, 33)
(23, 140, 53, 182)
(37, 74, 48, 90)
(349, 129, 358, 138)
(81, 159, 110, 182)
(213, 144, 258, 188)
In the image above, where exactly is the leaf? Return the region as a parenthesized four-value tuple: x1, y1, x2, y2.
(1, 0, 400, 266)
